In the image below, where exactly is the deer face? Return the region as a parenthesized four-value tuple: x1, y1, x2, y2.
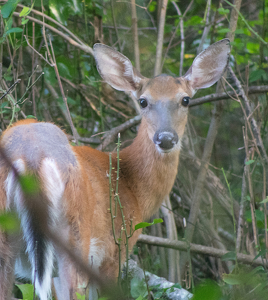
(93, 39, 230, 153)
(135, 75, 193, 153)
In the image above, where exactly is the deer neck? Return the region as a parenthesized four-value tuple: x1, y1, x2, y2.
(120, 120, 180, 220)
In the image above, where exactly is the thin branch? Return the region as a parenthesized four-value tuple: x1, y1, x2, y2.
(16, 3, 86, 45)
(24, 35, 54, 67)
(154, 0, 168, 76)
(97, 115, 141, 150)
(197, 0, 211, 54)
(110, 0, 122, 52)
(47, 36, 78, 145)
(236, 167, 246, 253)
(228, 67, 268, 163)
(12, 12, 93, 55)
(138, 234, 267, 267)
(224, 0, 267, 45)
(243, 126, 258, 251)
(190, 85, 268, 107)
(0, 79, 21, 100)
(160, 196, 179, 282)
(131, 0, 140, 71)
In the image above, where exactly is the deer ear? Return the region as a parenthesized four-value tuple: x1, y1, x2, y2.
(93, 44, 144, 92)
(184, 39, 231, 90)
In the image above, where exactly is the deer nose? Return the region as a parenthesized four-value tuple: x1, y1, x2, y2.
(153, 130, 179, 151)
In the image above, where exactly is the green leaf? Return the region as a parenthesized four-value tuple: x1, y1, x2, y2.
(192, 280, 222, 299)
(5, 16, 13, 31)
(0, 102, 8, 108)
(19, 174, 40, 195)
(254, 249, 267, 260)
(75, 292, 85, 300)
(249, 69, 266, 82)
(16, 284, 34, 300)
(245, 195, 251, 201)
(235, 29, 244, 34)
(217, 7, 230, 15)
(217, 28, 230, 33)
(130, 278, 148, 299)
(135, 218, 163, 231)
(0, 211, 20, 232)
(19, 6, 30, 17)
(222, 274, 242, 285)
(245, 160, 255, 165)
(21, 18, 29, 25)
(148, 1, 156, 12)
(57, 62, 72, 79)
(26, 115, 36, 119)
(6, 27, 23, 35)
(221, 251, 236, 261)
(260, 197, 268, 204)
(135, 296, 144, 300)
(1, 0, 20, 19)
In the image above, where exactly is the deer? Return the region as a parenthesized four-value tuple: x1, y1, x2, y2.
(0, 39, 230, 300)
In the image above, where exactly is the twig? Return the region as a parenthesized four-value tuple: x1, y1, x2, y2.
(236, 167, 246, 253)
(243, 126, 258, 252)
(228, 66, 268, 163)
(197, 0, 211, 54)
(47, 35, 78, 145)
(160, 196, 180, 282)
(12, 12, 93, 55)
(110, 0, 122, 52)
(31, 9, 36, 118)
(131, 0, 140, 71)
(138, 234, 267, 267)
(189, 85, 268, 107)
(154, 0, 168, 76)
(16, 3, 86, 45)
(224, 0, 267, 45)
(0, 81, 26, 119)
(24, 35, 54, 67)
(97, 115, 141, 150)
(0, 79, 21, 100)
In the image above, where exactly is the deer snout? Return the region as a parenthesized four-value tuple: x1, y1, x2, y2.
(153, 130, 179, 151)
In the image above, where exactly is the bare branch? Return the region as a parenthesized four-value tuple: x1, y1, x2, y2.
(97, 115, 141, 150)
(12, 12, 93, 55)
(131, 0, 140, 71)
(0, 79, 21, 100)
(154, 0, 168, 76)
(138, 234, 267, 267)
(189, 85, 268, 107)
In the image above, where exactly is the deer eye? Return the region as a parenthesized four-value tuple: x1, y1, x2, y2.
(138, 98, 148, 108)
(181, 97, 190, 107)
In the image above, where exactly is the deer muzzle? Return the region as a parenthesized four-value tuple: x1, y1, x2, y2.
(153, 129, 179, 151)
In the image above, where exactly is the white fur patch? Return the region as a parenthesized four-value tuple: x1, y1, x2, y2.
(5, 159, 25, 209)
(88, 238, 105, 272)
(88, 238, 106, 300)
(40, 158, 64, 211)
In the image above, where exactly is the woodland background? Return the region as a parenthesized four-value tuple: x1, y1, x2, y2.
(0, 0, 268, 299)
